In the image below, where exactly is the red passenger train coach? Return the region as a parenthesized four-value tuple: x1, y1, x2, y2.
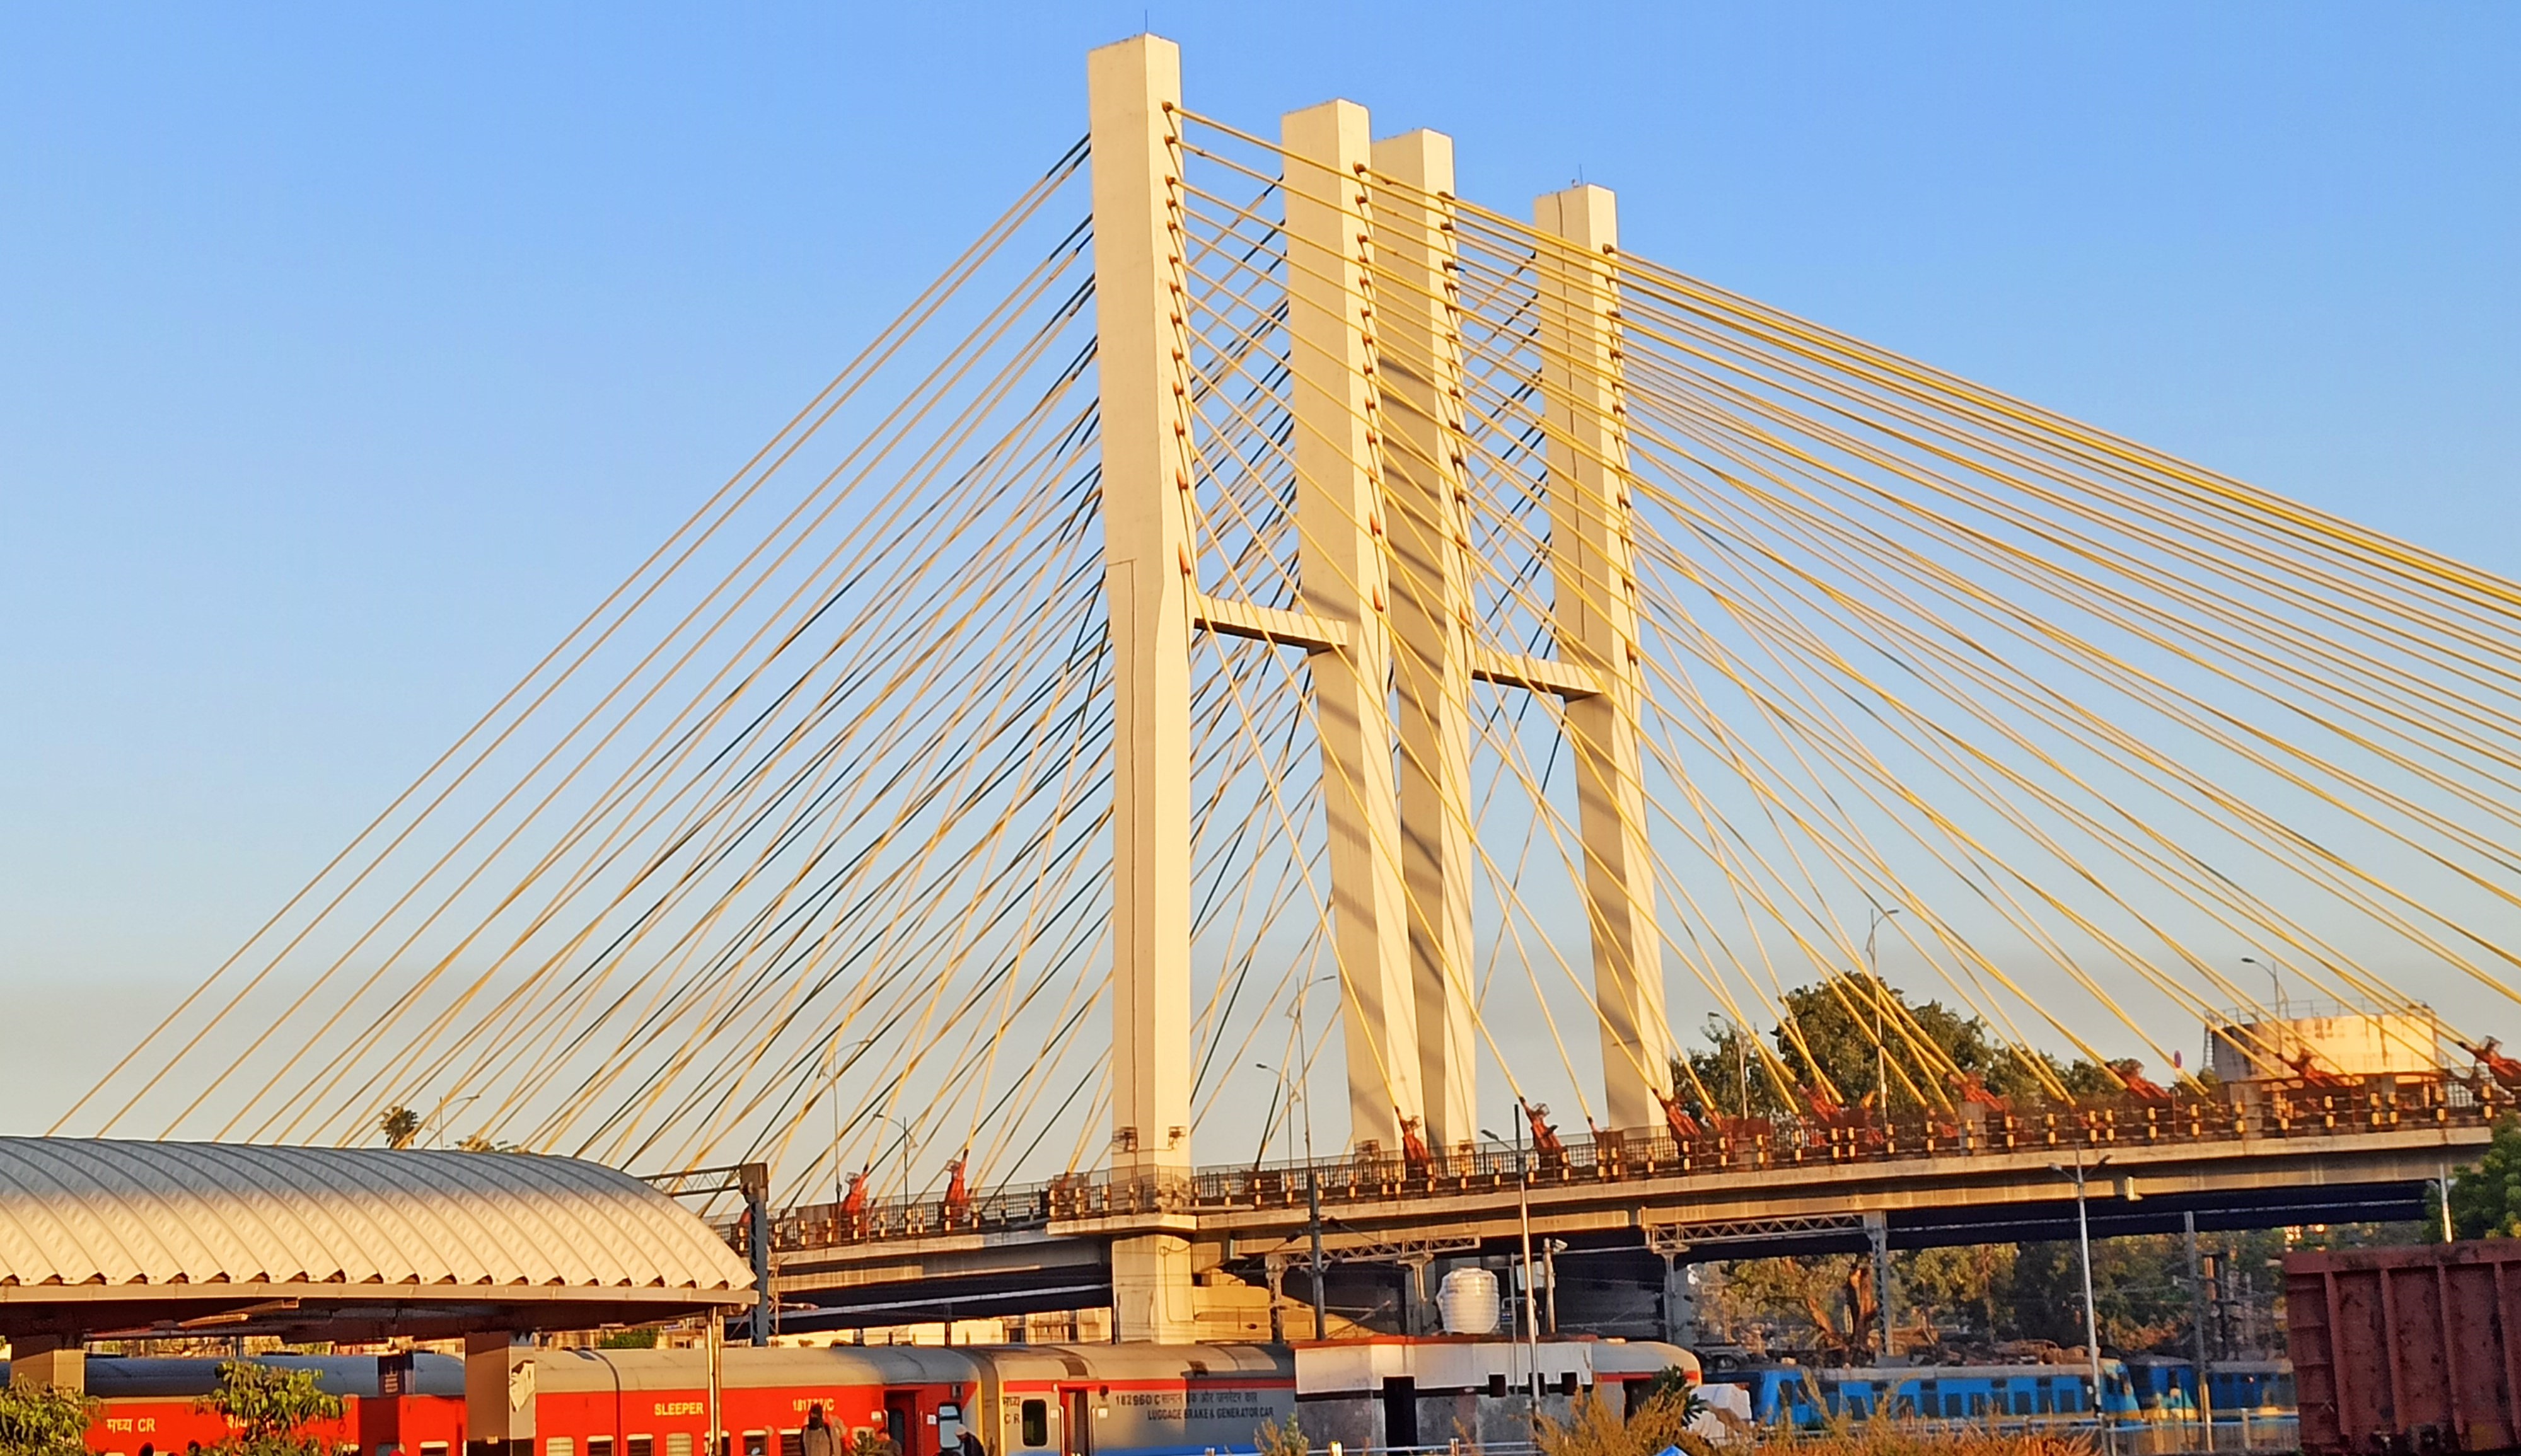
(24, 1338, 1691, 1456)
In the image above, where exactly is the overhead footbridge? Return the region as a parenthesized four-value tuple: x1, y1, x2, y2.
(756, 1075, 2496, 1334)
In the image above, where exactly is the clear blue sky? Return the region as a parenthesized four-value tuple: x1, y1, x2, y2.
(1, 3, 2513, 1128)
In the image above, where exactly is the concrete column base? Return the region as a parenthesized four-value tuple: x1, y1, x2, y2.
(9, 1335, 84, 1392)
(1110, 1234, 1196, 1342)
(465, 1332, 530, 1456)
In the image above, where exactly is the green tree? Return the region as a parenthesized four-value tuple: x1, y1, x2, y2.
(378, 1106, 420, 1150)
(2448, 1118, 2521, 1239)
(596, 1328, 661, 1349)
(1674, 976, 2160, 1121)
(197, 1361, 345, 1456)
(1998, 1237, 2191, 1351)
(0, 1384, 96, 1456)
(1900, 1243, 2015, 1344)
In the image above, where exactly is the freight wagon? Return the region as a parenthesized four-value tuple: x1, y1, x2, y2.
(2288, 1240, 2521, 1456)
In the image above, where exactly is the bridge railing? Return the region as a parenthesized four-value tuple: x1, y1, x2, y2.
(758, 1072, 2504, 1253)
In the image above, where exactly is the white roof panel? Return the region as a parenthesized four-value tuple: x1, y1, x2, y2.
(0, 1138, 753, 1292)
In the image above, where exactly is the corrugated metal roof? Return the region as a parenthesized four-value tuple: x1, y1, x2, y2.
(0, 1139, 753, 1292)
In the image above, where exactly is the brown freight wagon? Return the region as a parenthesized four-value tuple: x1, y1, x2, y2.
(2287, 1242, 2521, 1455)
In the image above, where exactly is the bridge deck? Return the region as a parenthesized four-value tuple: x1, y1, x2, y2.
(748, 1077, 2501, 1321)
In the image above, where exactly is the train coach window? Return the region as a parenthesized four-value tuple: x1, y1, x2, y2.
(1019, 1402, 1048, 1450)
(550, 1439, 576, 1456)
(422, 1445, 449, 1456)
(1559, 1373, 1577, 1397)
(744, 1435, 768, 1456)
(629, 1440, 653, 1456)
(592, 1440, 615, 1456)
(1487, 1375, 1505, 1400)
(781, 1433, 803, 1456)
(668, 1435, 694, 1456)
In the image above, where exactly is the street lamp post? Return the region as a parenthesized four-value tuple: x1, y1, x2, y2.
(1289, 975, 1336, 1340)
(429, 1093, 483, 1149)
(1706, 1012, 1747, 1118)
(1252, 1062, 1285, 1170)
(828, 1033, 878, 1201)
(2053, 1151, 2114, 1453)
(1483, 1110, 1542, 1410)
(1866, 907, 1900, 1112)
(872, 1112, 914, 1228)
(2241, 956, 2285, 1019)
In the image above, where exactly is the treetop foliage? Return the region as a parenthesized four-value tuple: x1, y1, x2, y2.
(2448, 1117, 2521, 1240)
(196, 1361, 345, 1456)
(0, 1384, 96, 1456)
(1675, 974, 2154, 1119)
(378, 1106, 420, 1150)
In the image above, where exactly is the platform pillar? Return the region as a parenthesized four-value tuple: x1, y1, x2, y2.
(1533, 184, 1672, 1133)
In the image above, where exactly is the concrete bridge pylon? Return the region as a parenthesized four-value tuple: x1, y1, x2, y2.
(1087, 32, 1680, 1336)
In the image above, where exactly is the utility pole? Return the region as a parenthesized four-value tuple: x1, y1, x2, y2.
(1296, 982, 1328, 1341)
(1519, 1109, 1539, 1404)
(2053, 1152, 2112, 1453)
(2186, 1211, 2213, 1450)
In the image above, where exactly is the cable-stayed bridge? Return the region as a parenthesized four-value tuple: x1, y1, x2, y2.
(55, 35, 2521, 1342)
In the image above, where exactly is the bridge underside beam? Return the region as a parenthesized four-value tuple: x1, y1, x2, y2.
(775, 1274, 1119, 1332)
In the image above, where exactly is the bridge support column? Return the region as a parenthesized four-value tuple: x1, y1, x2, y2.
(464, 1331, 528, 1456)
(1373, 127, 1479, 1156)
(1110, 1233, 1197, 1344)
(7, 1335, 83, 1392)
(1087, 34, 1195, 1183)
(1659, 1256, 1697, 1346)
(1285, 98, 1420, 1154)
(1534, 184, 1673, 1133)
(1865, 1210, 1896, 1359)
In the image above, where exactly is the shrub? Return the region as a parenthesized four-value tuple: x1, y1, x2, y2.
(1253, 1418, 1310, 1456)
(0, 1384, 96, 1456)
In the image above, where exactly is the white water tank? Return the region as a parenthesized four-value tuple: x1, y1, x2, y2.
(1437, 1266, 1501, 1335)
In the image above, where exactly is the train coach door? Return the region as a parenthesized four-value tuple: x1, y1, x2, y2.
(1058, 1390, 1092, 1456)
(883, 1395, 919, 1456)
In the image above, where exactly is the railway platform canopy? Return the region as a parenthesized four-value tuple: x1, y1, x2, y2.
(0, 1137, 755, 1389)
